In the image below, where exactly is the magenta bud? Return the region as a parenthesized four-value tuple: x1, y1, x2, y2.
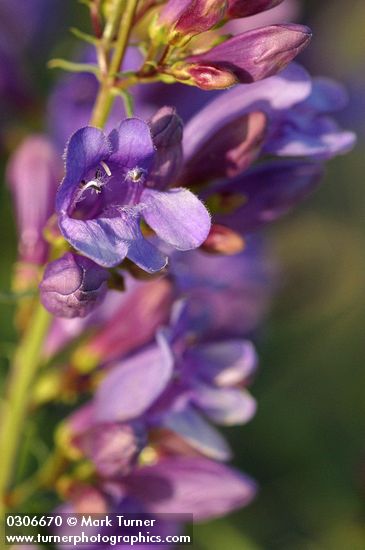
(40, 252, 109, 318)
(6, 135, 63, 264)
(227, 0, 284, 19)
(185, 24, 312, 88)
(156, 0, 227, 44)
(182, 64, 238, 90)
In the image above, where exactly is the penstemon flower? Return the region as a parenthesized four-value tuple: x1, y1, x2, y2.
(56, 115, 211, 270)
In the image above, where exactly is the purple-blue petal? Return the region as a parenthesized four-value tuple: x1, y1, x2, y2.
(213, 160, 324, 233)
(192, 384, 257, 426)
(161, 406, 232, 461)
(95, 336, 174, 423)
(56, 126, 112, 214)
(266, 116, 356, 160)
(59, 208, 167, 270)
(108, 118, 155, 172)
(126, 456, 257, 520)
(58, 214, 130, 268)
(187, 340, 258, 386)
(141, 187, 211, 250)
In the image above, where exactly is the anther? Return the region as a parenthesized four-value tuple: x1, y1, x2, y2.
(127, 167, 146, 183)
(100, 161, 112, 177)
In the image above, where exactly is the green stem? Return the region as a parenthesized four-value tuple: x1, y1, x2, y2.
(90, 0, 139, 127)
(0, 303, 51, 516)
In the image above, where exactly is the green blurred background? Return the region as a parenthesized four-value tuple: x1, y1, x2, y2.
(1, 1, 365, 548)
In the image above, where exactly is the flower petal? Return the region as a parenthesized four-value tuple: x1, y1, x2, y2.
(56, 126, 112, 213)
(192, 384, 257, 426)
(180, 111, 267, 185)
(108, 118, 155, 172)
(161, 406, 232, 461)
(126, 456, 257, 520)
(148, 107, 183, 189)
(213, 160, 324, 233)
(95, 335, 174, 423)
(187, 340, 258, 386)
(142, 188, 211, 250)
(266, 115, 356, 160)
(59, 210, 167, 271)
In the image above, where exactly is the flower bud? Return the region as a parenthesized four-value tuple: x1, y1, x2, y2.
(155, 0, 227, 46)
(6, 135, 62, 264)
(183, 24, 312, 89)
(227, 0, 284, 19)
(40, 252, 109, 318)
(173, 62, 238, 90)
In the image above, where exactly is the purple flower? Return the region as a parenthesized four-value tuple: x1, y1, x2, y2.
(61, 455, 256, 522)
(180, 64, 355, 232)
(153, 337, 258, 459)
(264, 76, 356, 160)
(182, 62, 312, 178)
(56, 115, 211, 271)
(93, 309, 258, 460)
(173, 24, 312, 89)
(7, 135, 62, 265)
(39, 252, 109, 318)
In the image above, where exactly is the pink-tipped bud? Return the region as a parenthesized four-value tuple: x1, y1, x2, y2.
(155, 0, 227, 45)
(184, 24, 312, 88)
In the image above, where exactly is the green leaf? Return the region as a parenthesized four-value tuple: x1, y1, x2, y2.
(47, 59, 100, 76)
(112, 88, 134, 117)
(70, 27, 100, 46)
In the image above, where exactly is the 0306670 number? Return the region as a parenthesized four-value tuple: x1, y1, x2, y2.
(6, 515, 63, 527)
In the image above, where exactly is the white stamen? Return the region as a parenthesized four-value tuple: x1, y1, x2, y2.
(82, 179, 102, 193)
(101, 161, 112, 177)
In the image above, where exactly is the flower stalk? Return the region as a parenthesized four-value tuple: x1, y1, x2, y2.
(90, 0, 140, 126)
(0, 302, 51, 516)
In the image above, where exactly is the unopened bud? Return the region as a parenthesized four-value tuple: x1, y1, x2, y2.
(40, 252, 109, 318)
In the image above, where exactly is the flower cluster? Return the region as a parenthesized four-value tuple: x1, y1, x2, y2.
(53, 243, 268, 525)
(1, 0, 356, 548)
